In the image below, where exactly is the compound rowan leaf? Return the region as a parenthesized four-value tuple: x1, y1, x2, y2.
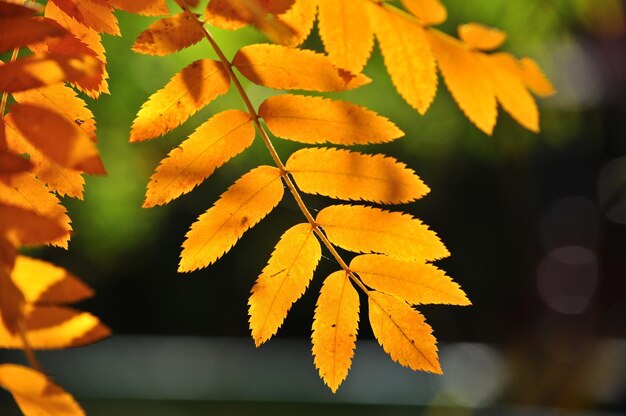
(351, 255, 470, 306)
(8, 104, 105, 175)
(12, 256, 93, 304)
(108, 0, 169, 16)
(0, 149, 32, 175)
(49, 0, 119, 35)
(179, 166, 284, 272)
(0, 53, 101, 93)
(401, 0, 447, 26)
(259, 95, 403, 145)
(458, 22, 507, 51)
(518, 57, 556, 97)
(312, 270, 359, 393)
(370, 4, 438, 114)
(273, 0, 316, 47)
(317, 205, 449, 262)
(132, 12, 205, 56)
(0, 364, 84, 416)
(145, 110, 255, 207)
(318, 0, 373, 73)
(0, 16, 67, 53)
(249, 223, 321, 346)
(0, 203, 66, 246)
(130, 59, 231, 142)
(233, 44, 371, 92)
(427, 29, 497, 134)
(369, 291, 441, 373)
(287, 148, 429, 204)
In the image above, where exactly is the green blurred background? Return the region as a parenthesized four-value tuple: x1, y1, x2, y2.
(2, 0, 626, 414)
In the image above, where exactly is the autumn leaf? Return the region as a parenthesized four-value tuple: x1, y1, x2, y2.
(369, 291, 441, 373)
(0, 364, 84, 415)
(0, 239, 23, 334)
(132, 12, 205, 56)
(0, 203, 67, 246)
(459, 22, 507, 51)
(0, 2, 39, 18)
(518, 57, 556, 97)
(109, 0, 169, 16)
(249, 223, 321, 346)
(0, 16, 67, 54)
(145, 110, 255, 207)
(317, 205, 449, 262)
(179, 166, 285, 272)
(0, 149, 32, 175)
(259, 94, 403, 145)
(49, 0, 120, 36)
(130, 59, 231, 142)
(286, 148, 429, 204)
(272, 0, 317, 47)
(312, 270, 359, 393)
(401, 0, 447, 25)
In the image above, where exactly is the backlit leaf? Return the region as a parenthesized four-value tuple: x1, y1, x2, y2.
(145, 110, 255, 207)
(272, 0, 316, 47)
(249, 223, 321, 346)
(286, 148, 429, 204)
(458, 22, 507, 51)
(351, 255, 470, 305)
(179, 166, 284, 272)
(205, 0, 295, 31)
(233, 44, 371, 92)
(519, 57, 556, 97)
(132, 12, 205, 56)
(0, 2, 38, 17)
(369, 291, 441, 373)
(317, 205, 449, 262)
(0, 16, 66, 53)
(49, 0, 119, 35)
(259, 94, 403, 145)
(0, 150, 32, 175)
(0, 203, 66, 246)
(0, 241, 23, 334)
(130, 59, 231, 142)
(109, 0, 169, 16)
(312, 270, 359, 393)
(401, 0, 447, 25)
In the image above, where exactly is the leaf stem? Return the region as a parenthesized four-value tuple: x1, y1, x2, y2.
(174, 0, 370, 294)
(17, 318, 42, 372)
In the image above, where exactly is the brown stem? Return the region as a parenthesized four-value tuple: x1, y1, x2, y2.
(0, 48, 20, 117)
(17, 318, 42, 372)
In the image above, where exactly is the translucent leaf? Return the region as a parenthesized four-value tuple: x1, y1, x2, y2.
(0, 150, 32, 175)
(370, 4, 437, 114)
(312, 271, 359, 393)
(132, 12, 205, 56)
(401, 0, 447, 25)
(233, 44, 371, 92)
(272, 0, 316, 47)
(0, 242, 23, 334)
(519, 57, 556, 97)
(317, 205, 449, 262)
(179, 166, 284, 272)
(259, 94, 403, 145)
(108, 0, 169, 16)
(351, 255, 470, 305)
(0, 203, 67, 247)
(49, 0, 119, 35)
(0, 364, 84, 416)
(130, 59, 231, 142)
(286, 148, 428, 204)
(369, 291, 441, 373)
(145, 110, 255, 207)
(458, 22, 507, 51)
(0, 2, 38, 17)
(205, 0, 295, 30)
(0, 16, 66, 54)
(249, 223, 321, 346)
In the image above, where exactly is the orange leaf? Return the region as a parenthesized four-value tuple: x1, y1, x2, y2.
(518, 57, 556, 97)
(0, 2, 38, 17)
(458, 22, 507, 51)
(108, 0, 169, 16)
(49, 0, 119, 35)
(286, 148, 429, 204)
(145, 110, 255, 207)
(179, 166, 284, 272)
(233, 44, 371, 92)
(312, 270, 359, 393)
(132, 12, 205, 56)
(273, 0, 317, 47)
(259, 94, 403, 145)
(0, 149, 32, 175)
(205, 0, 295, 30)
(0, 364, 84, 415)
(0, 202, 67, 246)
(8, 104, 105, 175)
(316, 205, 449, 262)
(370, 4, 438, 114)
(130, 59, 231, 142)
(0, 16, 66, 54)
(369, 291, 441, 373)
(351, 255, 470, 305)
(401, 0, 447, 25)
(0, 240, 23, 334)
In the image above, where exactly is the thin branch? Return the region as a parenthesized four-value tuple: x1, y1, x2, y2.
(17, 318, 42, 372)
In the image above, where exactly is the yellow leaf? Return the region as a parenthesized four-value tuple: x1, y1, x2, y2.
(0, 53, 102, 93)
(316, 205, 449, 262)
(0, 173, 72, 248)
(0, 202, 67, 247)
(351, 254, 470, 305)
(12, 256, 93, 304)
(519, 57, 556, 97)
(109, 0, 169, 16)
(312, 270, 359, 393)
(144, 110, 255, 207)
(179, 166, 284, 272)
(458, 22, 507, 51)
(204, 0, 295, 31)
(0, 16, 66, 54)
(49, 0, 119, 35)
(369, 291, 441, 373)
(132, 12, 205, 56)
(401, 0, 447, 26)
(369, 4, 437, 114)
(318, 0, 373, 72)
(480, 53, 539, 132)
(130, 59, 231, 142)
(273, 0, 317, 47)
(8, 104, 105, 175)
(0, 364, 84, 416)
(259, 94, 403, 145)
(233, 44, 371, 92)
(427, 29, 497, 134)
(286, 148, 429, 204)
(0, 240, 23, 334)
(249, 223, 321, 346)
